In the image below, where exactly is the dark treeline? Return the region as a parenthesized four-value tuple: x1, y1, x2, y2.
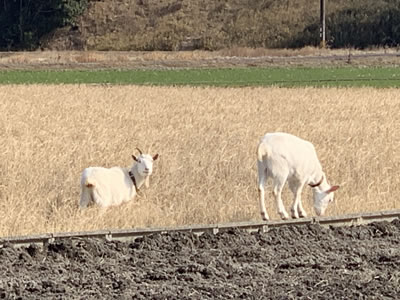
(1, 0, 400, 51)
(293, 0, 400, 48)
(0, 0, 87, 50)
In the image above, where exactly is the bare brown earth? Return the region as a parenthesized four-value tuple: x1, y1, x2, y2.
(0, 48, 399, 70)
(1, 220, 400, 299)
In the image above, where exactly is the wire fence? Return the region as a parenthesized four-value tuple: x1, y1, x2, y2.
(138, 77, 400, 87)
(2, 209, 399, 248)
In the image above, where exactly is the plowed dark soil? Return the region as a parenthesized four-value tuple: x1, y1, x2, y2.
(1, 220, 400, 299)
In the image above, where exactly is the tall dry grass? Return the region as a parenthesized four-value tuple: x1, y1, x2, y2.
(0, 85, 399, 237)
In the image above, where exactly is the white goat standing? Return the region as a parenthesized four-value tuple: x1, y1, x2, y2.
(79, 148, 159, 208)
(257, 132, 339, 220)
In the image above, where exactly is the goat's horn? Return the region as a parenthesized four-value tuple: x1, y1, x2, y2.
(136, 147, 143, 155)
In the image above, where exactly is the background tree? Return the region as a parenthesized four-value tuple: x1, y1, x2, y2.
(290, 0, 400, 48)
(0, 0, 88, 50)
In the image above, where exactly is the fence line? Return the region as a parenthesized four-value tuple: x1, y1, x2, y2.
(1, 209, 399, 248)
(139, 77, 400, 86)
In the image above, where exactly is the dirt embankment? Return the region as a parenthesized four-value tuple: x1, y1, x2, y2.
(41, 0, 322, 51)
(1, 220, 399, 299)
(37, 0, 400, 52)
(0, 49, 399, 70)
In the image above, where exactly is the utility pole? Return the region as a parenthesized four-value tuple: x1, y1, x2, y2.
(320, 0, 326, 48)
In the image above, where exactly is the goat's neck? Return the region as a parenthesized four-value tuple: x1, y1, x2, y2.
(312, 171, 330, 192)
(131, 164, 147, 190)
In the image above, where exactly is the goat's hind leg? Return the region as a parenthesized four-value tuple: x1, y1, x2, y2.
(257, 161, 269, 221)
(79, 186, 92, 209)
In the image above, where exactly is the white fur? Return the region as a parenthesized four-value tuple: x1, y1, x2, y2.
(80, 152, 158, 208)
(257, 132, 339, 220)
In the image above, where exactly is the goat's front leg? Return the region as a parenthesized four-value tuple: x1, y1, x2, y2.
(273, 177, 289, 220)
(289, 180, 307, 219)
(297, 199, 307, 218)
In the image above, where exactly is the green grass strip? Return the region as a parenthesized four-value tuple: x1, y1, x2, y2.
(1, 67, 400, 87)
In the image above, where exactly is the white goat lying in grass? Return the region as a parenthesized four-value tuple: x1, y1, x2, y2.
(80, 148, 159, 208)
(257, 132, 339, 220)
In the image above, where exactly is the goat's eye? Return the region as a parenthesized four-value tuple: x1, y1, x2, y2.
(137, 159, 141, 163)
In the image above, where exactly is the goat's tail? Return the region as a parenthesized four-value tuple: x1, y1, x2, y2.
(257, 141, 269, 162)
(83, 177, 95, 188)
(80, 182, 94, 209)
(79, 174, 95, 208)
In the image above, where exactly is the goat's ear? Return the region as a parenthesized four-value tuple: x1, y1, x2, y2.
(326, 185, 340, 194)
(132, 155, 138, 162)
(153, 154, 159, 161)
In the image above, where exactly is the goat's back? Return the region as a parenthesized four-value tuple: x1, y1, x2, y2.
(82, 166, 129, 186)
(259, 132, 321, 176)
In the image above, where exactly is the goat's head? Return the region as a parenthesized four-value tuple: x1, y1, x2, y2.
(312, 173, 340, 216)
(131, 148, 159, 185)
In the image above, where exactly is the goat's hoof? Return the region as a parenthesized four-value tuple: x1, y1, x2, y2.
(261, 213, 269, 221)
(298, 211, 307, 218)
(279, 210, 290, 220)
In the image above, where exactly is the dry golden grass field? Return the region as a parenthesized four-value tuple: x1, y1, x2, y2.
(0, 85, 399, 237)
